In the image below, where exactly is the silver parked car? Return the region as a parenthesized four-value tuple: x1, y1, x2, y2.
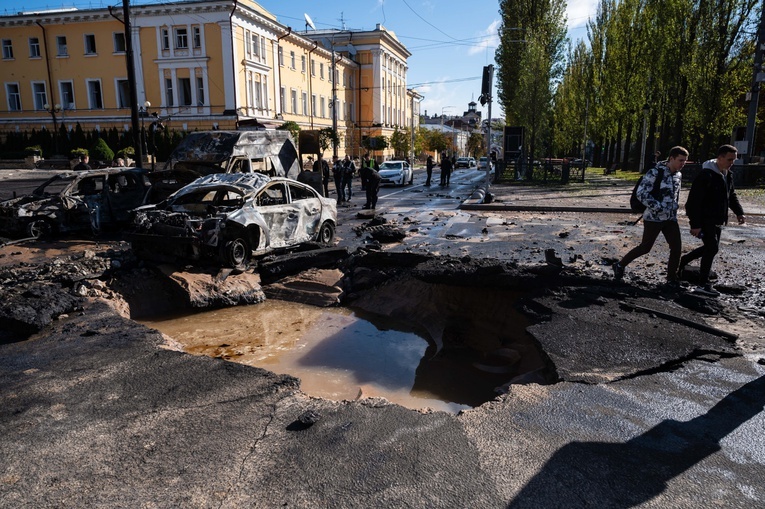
(130, 173, 337, 268)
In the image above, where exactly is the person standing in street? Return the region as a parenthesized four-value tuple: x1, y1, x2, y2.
(331, 155, 344, 203)
(681, 144, 746, 297)
(342, 154, 356, 202)
(360, 154, 381, 209)
(613, 146, 689, 289)
(73, 154, 91, 171)
(439, 153, 453, 186)
(314, 154, 330, 197)
(425, 155, 434, 186)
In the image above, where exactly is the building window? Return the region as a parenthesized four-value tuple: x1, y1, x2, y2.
(161, 29, 170, 50)
(2, 39, 14, 59)
(280, 86, 286, 112)
(278, 46, 283, 66)
(301, 55, 306, 73)
(291, 89, 297, 114)
(165, 78, 174, 106)
(87, 80, 103, 109)
(175, 28, 188, 49)
(311, 94, 316, 117)
(56, 36, 67, 56)
(251, 33, 258, 58)
(84, 34, 97, 55)
(244, 30, 251, 58)
(59, 81, 75, 109)
(113, 32, 126, 53)
(196, 77, 205, 106)
(261, 38, 267, 64)
(6, 83, 21, 111)
(320, 63, 324, 80)
(178, 77, 192, 106)
(301, 92, 307, 115)
(311, 59, 315, 76)
(192, 26, 201, 48)
(117, 79, 130, 108)
(320, 96, 325, 118)
(29, 37, 40, 58)
(32, 82, 47, 110)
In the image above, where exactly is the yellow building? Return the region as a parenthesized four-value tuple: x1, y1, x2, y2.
(0, 0, 421, 161)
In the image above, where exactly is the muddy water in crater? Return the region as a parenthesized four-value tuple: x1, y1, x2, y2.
(141, 299, 527, 413)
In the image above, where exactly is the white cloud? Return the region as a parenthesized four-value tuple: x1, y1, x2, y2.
(467, 19, 501, 56)
(566, 0, 599, 28)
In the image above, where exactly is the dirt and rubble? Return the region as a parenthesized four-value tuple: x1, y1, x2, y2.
(1, 170, 764, 507)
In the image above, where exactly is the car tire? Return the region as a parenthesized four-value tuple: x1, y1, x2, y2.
(220, 237, 251, 269)
(26, 217, 55, 239)
(318, 221, 335, 245)
(408, 171, 413, 185)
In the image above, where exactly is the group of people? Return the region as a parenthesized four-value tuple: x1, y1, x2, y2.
(304, 153, 382, 210)
(424, 154, 453, 187)
(613, 144, 746, 297)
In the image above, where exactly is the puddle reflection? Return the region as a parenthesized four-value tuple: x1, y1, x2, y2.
(141, 300, 520, 412)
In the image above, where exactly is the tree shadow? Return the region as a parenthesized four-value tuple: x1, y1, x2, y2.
(507, 374, 765, 508)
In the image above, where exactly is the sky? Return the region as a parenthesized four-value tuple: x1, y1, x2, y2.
(2, 0, 599, 120)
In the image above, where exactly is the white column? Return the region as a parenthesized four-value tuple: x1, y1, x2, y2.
(219, 20, 236, 111)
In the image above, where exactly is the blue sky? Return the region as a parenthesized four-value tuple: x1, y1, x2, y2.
(2, 0, 598, 119)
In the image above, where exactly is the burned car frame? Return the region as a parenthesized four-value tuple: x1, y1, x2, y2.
(130, 173, 337, 268)
(0, 168, 150, 238)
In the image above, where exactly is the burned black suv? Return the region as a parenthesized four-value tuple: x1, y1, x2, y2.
(0, 168, 150, 238)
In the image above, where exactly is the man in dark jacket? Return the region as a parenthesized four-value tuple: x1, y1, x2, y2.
(359, 155, 381, 209)
(682, 144, 746, 296)
(313, 154, 330, 197)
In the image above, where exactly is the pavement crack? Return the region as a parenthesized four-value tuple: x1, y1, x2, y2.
(610, 349, 741, 383)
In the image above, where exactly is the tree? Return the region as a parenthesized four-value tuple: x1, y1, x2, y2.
(91, 137, 114, 163)
(277, 121, 301, 142)
(389, 127, 411, 158)
(318, 127, 339, 154)
(423, 128, 448, 154)
(467, 132, 485, 157)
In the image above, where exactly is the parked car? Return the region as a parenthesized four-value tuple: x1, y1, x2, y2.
(455, 157, 471, 168)
(378, 160, 413, 186)
(478, 157, 489, 169)
(0, 168, 151, 239)
(130, 173, 337, 269)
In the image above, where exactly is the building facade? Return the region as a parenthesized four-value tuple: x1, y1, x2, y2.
(0, 0, 420, 161)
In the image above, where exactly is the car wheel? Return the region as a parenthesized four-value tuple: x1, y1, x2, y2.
(409, 171, 413, 185)
(26, 217, 55, 239)
(318, 221, 335, 245)
(220, 237, 251, 269)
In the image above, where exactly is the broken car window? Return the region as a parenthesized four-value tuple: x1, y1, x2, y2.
(288, 182, 315, 201)
(257, 183, 287, 206)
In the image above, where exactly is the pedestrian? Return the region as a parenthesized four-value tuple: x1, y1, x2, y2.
(342, 154, 356, 202)
(425, 155, 434, 186)
(439, 153, 453, 186)
(360, 154, 381, 209)
(613, 145, 689, 289)
(331, 155, 344, 203)
(360, 154, 369, 191)
(680, 144, 746, 297)
(73, 154, 91, 172)
(313, 154, 330, 197)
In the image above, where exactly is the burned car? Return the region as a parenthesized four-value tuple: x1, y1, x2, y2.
(130, 173, 337, 268)
(146, 130, 300, 203)
(0, 168, 150, 238)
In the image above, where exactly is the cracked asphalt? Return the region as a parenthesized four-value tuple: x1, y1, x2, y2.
(1, 167, 765, 507)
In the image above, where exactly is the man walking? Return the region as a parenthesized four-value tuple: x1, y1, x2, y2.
(425, 155, 434, 186)
(613, 146, 689, 289)
(681, 144, 746, 296)
(342, 155, 356, 202)
(360, 155, 381, 209)
(331, 155, 344, 203)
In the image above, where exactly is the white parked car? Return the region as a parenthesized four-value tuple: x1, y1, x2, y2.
(479, 157, 489, 169)
(378, 160, 413, 186)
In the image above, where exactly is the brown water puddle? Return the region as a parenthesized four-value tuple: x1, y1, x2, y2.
(140, 299, 522, 413)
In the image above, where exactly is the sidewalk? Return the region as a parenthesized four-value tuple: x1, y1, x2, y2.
(460, 173, 765, 216)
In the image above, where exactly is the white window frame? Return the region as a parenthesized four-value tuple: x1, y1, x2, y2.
(6, 83, 22, 111)
(278, 46, 283, 66)
(174, 27, 188, 49)
(165, 78, 174, 107)
(86, 79, 103, 109)
(178, 77, 192, 106)
(2, 39, 14, 60)
(290, 89, 297, 114)
(56, 36, 67, 57)
(196, 76, 205, 106)
(31, 81, 47, 110)
(280, 86, 286, 112)
(59, 80, 75, 110)
(320, 63, 324, 80)
(301, 92, 307, 115)
(161, 28, 170, 51)
(290, 51, 295, 69)
(28, 37, 40, 58)
(192, 26, 201, 48)
(84, 34, 97, 55)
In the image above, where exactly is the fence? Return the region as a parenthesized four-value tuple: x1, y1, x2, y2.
(494, 159, 588, 185)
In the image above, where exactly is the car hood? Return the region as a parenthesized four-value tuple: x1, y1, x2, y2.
(378, 167, 404, 175)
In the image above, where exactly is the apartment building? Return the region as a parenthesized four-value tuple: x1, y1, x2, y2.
(0, 0, 419, 160)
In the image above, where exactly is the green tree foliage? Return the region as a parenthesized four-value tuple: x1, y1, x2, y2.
(90, 137, 114, 163)
(422, 128, 448, 154)
(277, 121, 301, 142)
(389, 127, 411, 158)
(467, 132, 485, 157)
(318, 127, 339, 153)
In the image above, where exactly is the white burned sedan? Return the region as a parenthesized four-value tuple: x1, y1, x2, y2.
(131, 173, 337, 268)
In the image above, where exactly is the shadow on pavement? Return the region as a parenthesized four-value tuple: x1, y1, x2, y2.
(507, 373, 765, 508)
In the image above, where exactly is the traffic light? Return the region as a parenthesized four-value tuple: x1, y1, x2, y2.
(479, 65, 494, 105)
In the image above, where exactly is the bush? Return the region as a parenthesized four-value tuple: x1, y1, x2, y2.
(116, 146, 135, 159)
(24, 145, 43, 157)
(71, 148, 89, 159)
(91, 138, 114, 162)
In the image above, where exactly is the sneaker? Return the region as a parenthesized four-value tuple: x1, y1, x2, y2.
(693, 284, 720, 297)
(612, 262, 625, 281)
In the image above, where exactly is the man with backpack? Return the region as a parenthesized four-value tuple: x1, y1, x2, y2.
(681, 144, 746, 297)
(613, 146, 688, 289)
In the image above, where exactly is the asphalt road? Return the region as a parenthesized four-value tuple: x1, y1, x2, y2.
(1, 166, 764, 507)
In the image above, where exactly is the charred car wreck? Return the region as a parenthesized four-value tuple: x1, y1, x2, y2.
(131, 173, 337, 268)
(0, 168, 150, 238)
(147, 130, 301, 203)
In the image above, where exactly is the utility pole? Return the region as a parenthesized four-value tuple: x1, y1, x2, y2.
(745, 5, 765, 162)
(479, 64, 493, 189)
(331, 45, 338, 157)
(122, 0, 143, 168)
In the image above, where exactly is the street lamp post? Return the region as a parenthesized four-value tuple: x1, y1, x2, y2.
(639, 103, 649, 173)
(43, 103, 62, 155)
(139, 101, 151, 168)
(440, 106, 453, 158)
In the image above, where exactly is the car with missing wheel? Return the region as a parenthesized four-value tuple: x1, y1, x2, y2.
(130, 173, 337, 268)
(0, 168, 151, 239)
(377, 160, 413, 186)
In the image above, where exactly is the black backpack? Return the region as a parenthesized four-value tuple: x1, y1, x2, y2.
(630, 167, 664, 213)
